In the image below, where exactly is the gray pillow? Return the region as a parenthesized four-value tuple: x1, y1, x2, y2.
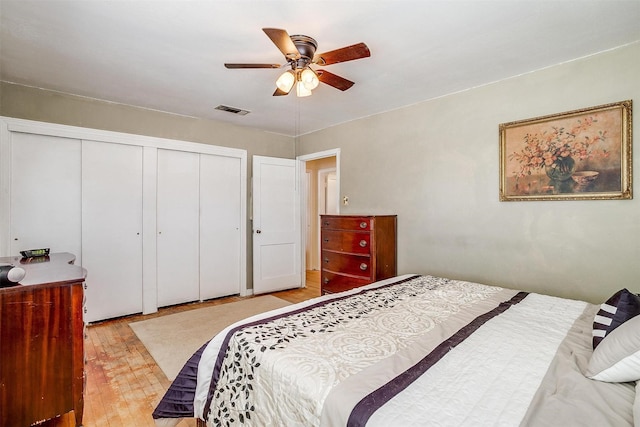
(587, 314, 640, 382)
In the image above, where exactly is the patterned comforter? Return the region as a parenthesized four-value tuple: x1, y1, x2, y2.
(154, 274, 636, 426)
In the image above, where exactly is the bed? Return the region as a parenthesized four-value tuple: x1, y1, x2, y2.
(153, 274, 640, 426)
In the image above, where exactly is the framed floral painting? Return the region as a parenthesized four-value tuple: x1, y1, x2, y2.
(500, 100, 632, 201)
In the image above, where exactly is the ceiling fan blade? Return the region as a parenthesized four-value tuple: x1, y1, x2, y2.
(273, 87, 291, 96)
(314, 42, 370, 66)
(225, 63, 281, 69)
(263, 28, 300, 61)
(317, 70, 355, 91)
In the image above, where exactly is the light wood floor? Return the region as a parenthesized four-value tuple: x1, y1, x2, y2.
(46, 271, 321, 427)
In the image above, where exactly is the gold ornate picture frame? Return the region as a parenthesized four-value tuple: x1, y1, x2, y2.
(500, 100, 632, 201)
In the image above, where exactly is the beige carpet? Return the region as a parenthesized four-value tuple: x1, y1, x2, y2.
(129, 295, 291, 380)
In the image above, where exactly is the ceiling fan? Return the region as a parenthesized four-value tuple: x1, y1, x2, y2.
(224, 28, 370, 97)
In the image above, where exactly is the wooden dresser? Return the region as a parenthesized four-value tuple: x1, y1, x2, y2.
(320, 215, 397, 294)
(0, 253, 86, 427)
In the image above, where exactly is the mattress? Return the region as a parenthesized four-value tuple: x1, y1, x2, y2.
(153, 274, 637, 426)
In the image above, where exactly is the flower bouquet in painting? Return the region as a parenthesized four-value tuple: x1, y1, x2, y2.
(508, 116, 608, 184)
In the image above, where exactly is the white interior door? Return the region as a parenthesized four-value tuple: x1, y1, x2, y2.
(10, 133, 81, 260)
(157, 149, 200, 307)
(317, 168, 338, 216)
(252, 155, 301, 294)
(82, 140, 143, 322)
(326, 173, 338, 214)
(200, 154, 242, 299)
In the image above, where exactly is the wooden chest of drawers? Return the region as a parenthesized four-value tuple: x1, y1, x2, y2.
(320, 215, 397, 294)
(0, 253, 86, 427)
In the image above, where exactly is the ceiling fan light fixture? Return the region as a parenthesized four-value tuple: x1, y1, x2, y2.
(296, 81, 312, 97)
(300, 67, 319, 90)
(276, 70, 295, 93)
(226, 28, 370, 97)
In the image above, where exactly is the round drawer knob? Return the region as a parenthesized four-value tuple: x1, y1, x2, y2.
(323, 277, 329, 284)
(360, 263, 368, 271)
(359, 240, 367, 247)
(324, 257, 329, 263)
(359, 222, 367, 229)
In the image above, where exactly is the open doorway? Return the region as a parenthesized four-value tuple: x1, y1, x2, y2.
(298, 149, 340, 281)
(304, 156, 338, 270)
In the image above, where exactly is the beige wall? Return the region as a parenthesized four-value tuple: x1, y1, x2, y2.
(0, 82, 294, 156)
(0, 81, 296, 290)
(297, 42, 640, 303)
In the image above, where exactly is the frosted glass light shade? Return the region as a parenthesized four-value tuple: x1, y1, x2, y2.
(276, 71, 295, 93)
(300, 68, 319, 90)
(296, 81, 312, 97)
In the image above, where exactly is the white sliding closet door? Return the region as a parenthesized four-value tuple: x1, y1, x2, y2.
(10, 133, 81, 260)
(82, 140, 143, 322)
(199, 154, 242, 299)
(157, 149, 200, 307)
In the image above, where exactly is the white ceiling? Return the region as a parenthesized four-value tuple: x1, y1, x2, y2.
(1, 1, 639, 137)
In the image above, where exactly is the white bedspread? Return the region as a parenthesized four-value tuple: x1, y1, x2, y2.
(189, 275, 635, 427)
(364, 294, 585, 426)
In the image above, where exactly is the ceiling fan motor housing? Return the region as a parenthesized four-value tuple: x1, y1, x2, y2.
(290, 35, 317, 68)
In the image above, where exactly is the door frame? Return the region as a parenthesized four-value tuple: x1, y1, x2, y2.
(297, 148, 341, 287)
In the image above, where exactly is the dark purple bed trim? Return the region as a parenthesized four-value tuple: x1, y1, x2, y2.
(346, 291, 529, 427)
(202, 275, 421, 419)
(152, 341, 209, 419)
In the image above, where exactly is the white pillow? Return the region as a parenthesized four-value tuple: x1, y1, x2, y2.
(586, 314, 640, 382)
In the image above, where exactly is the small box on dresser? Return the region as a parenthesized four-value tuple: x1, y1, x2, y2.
(320, 215, 397, 294)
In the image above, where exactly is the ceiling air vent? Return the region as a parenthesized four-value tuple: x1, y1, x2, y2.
(215, 105, 250, 115)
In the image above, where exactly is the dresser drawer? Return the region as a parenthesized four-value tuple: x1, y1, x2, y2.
(321, 216, 372, 231)
(321, 230, 371, 255)
(321, 271, 371, 294)
(322, 251, 372, 278)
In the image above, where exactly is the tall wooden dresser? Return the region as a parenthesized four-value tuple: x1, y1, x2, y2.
(0, 253, 86, 427)
(320, 215, 397, 294)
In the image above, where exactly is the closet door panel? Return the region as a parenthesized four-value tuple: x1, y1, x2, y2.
(157, 149, 200, 307)
(10, 133, 81, 260)
(200, 154, 242, 300)
(82, 140, 143, 322)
